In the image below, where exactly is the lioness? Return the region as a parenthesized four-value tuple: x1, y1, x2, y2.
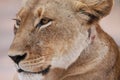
(8, 0, 120, 80)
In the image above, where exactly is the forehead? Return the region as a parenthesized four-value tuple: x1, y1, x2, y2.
(24, 0, 70, 7)
(17, 0, 71, 17)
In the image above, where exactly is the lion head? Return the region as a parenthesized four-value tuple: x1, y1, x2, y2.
(8, 0, 113, 79)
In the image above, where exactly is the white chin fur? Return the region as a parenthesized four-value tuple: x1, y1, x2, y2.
(18, 72, 44, 80)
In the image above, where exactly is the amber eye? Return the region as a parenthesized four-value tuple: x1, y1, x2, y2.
(36, 17, 52, 28)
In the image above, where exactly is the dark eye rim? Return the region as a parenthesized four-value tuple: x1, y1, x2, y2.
(13, 19, 21, 26)
(36, 17, 53, 28)
(12, 18, 21, 35)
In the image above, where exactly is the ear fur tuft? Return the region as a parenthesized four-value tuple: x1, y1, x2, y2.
(73, 1, 88, 12)
(72, 0, 113, 24)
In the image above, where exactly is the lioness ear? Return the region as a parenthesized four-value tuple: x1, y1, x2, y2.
(72, 0, 113, 24)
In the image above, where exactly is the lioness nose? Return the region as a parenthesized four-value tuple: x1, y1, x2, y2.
(9, 53, 27, 64)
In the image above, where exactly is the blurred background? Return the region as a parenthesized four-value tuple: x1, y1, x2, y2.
(0, 0, 120, 80)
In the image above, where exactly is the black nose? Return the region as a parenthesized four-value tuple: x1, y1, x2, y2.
(9, 53, 27, 64)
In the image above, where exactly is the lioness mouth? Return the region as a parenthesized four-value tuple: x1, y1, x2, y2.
(17, 65, 51, 75)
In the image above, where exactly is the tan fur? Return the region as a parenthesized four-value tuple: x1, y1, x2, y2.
(8, 0, 120, 80)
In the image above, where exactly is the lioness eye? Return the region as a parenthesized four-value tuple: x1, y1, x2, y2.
(36, 17, 52, 28)
(13, 19, 21, 28)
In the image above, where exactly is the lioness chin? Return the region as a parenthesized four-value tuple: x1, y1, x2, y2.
(8, 0, 120, 80)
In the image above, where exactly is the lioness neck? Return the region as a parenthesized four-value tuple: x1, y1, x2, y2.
(61, 24, 120, 80)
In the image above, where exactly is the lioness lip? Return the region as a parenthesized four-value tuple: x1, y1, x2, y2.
(17, 65, 51, 75)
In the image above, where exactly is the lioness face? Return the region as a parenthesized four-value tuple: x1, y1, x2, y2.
(8, 0, 90, 74)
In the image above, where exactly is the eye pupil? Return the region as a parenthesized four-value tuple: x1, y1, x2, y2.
(41, 18, 49, 25)
(16, 20, 21, 26)
(13, 19, 21, 26)
(36, 17, 52, 28)
(41, 18, 50, 25)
